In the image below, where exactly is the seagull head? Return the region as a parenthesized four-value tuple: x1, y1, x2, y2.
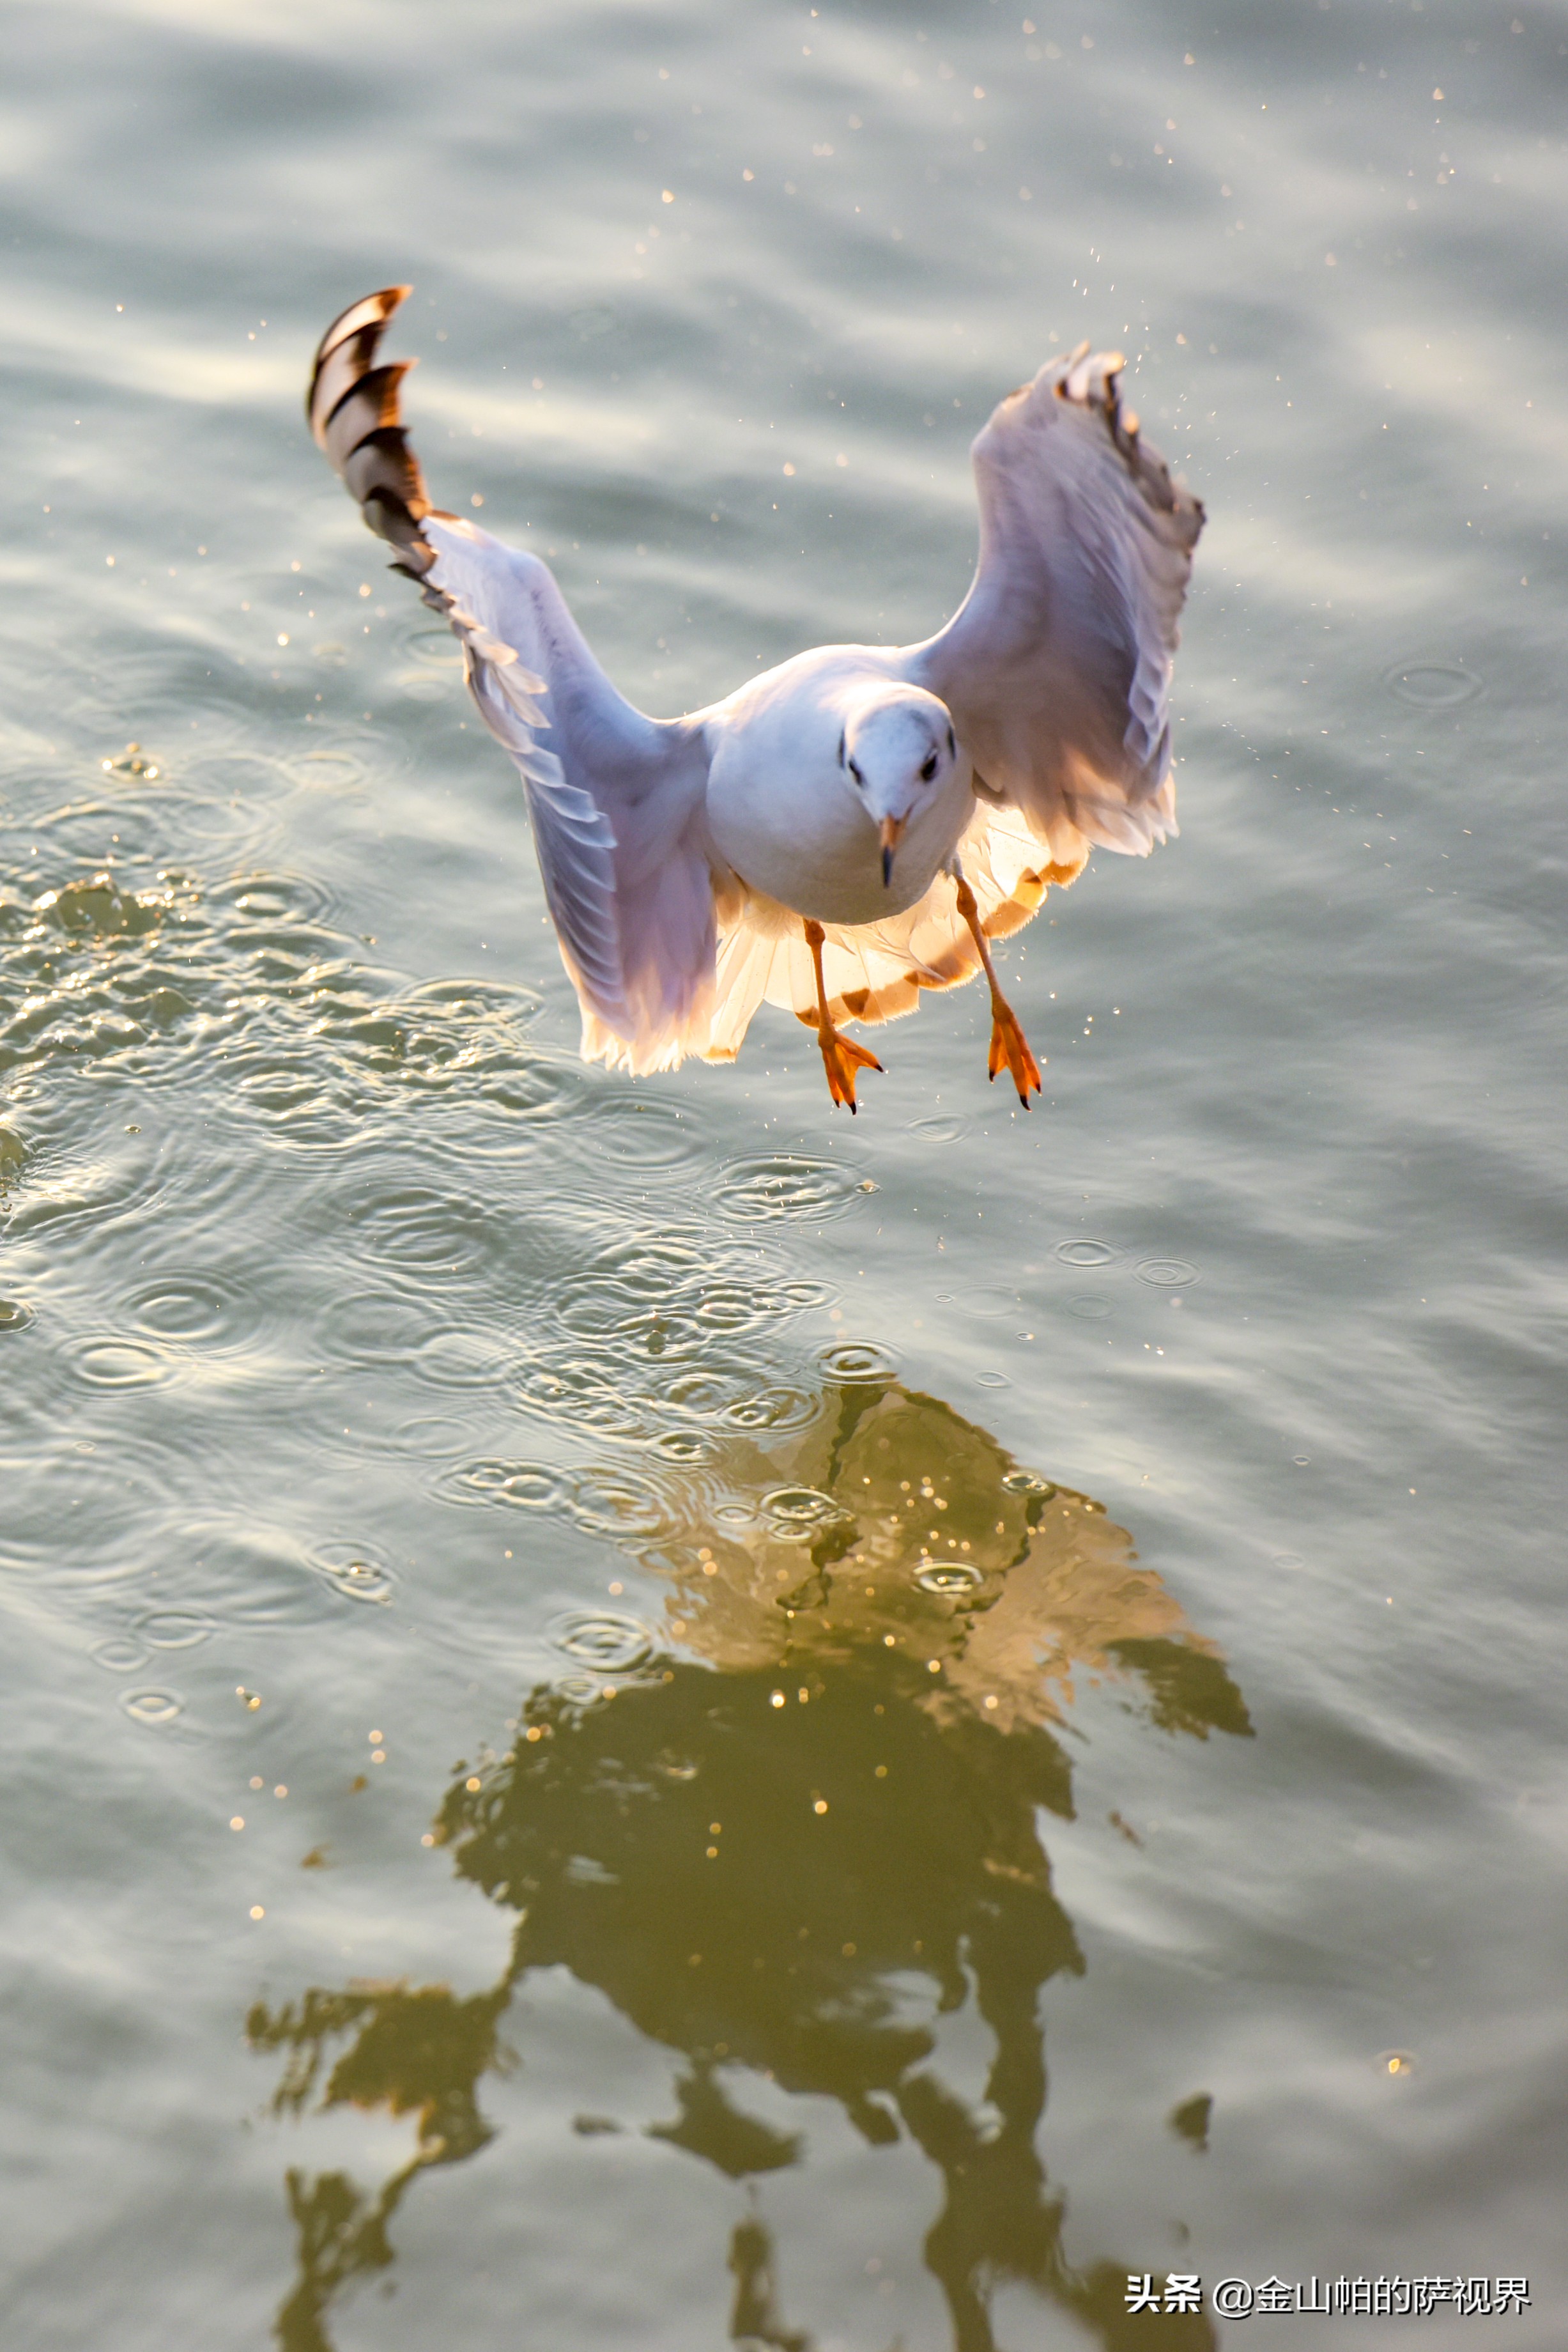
(838, 686, 961, 886)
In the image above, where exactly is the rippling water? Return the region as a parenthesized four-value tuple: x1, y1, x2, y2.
(3, 3, 1565, 2346)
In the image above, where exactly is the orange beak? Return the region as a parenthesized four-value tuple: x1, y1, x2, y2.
(879, 814, 905, 888)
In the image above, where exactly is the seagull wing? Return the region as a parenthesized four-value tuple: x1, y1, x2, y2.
(909, 346, 1204, 870)
(307, 288, 716, 1073)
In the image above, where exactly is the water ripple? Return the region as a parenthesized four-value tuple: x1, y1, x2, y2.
(712, 1154, 865, 1223)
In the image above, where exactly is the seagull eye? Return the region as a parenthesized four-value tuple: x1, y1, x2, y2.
(920, 753, 938, 782)
(849, 760, 865, 785)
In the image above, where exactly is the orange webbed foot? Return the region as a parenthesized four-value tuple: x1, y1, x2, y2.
(987, 999, 1043, 1107)
(817, 1024, 884, 1113)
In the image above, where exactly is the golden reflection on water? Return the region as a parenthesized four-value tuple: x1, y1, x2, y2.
(249, 1379, 1248, 2352)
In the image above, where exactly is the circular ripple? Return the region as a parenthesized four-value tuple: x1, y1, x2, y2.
(908, 1114, 969, 1145)
(414, 1329, 512, 1388)
(571, 1471, 667, 1538)
(287, 747, 367, 792)
(550, 1611, 654, 1671)
(1067, 1296, 1112, 1320)
(407, 628, 464, 667)
(387, 1414, 471, 1458)
(916, 1561, 985, 1595)
(92, 1637, 149, 1673)
(125, 1272, 251, 1349)
(445, 1461, 574, 1513)
(121, 1688, 183, 1725)
(721, 1386, 818, 1434)
(817, 1338, 898, 1386)
(714, 1155, 864, 1224)
(137, 1610, 213, 1648)
(348, 1189, 496, 1276)
(210, 870, 334, 927)
(1135, 1258, 1199, 1288)
(36, 798, 164, 864)
(0, 1300, 35, 1334)
(654, 1429, 721, 1465)
(692, 1280, 771, 1334)
(763, 1487, 848, 1537)
(323, 1290, 447, 1364)
(661, 1365, 749, 1420)
(553, 1673, 602, 1706)
(312, 1541, 396, 1604)
(578, 1095, 702, 1172)
(70, 1336, 173, 1388)
(187, 752, 288, 803)
(1384, 661, 1482, 709)
(976, 1370, 1012, 1388)
(514, 1360, 647, 1436)
(1001, 1470, 1057, 1499)
(1055, 1239, 1118, 1268)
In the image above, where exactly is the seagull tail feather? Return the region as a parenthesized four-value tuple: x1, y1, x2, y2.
(307, 286, 443, 562)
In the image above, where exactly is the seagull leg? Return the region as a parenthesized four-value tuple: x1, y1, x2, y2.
(951, 872, 1043, 1108)
(804, 919, 883, 1113)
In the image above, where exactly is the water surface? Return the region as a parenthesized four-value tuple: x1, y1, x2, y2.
(3, 3, 1565, 2346)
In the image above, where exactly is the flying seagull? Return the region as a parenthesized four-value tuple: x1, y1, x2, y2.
(307, 288, 1203, 1110)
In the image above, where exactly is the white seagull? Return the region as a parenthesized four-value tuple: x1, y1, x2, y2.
(307, 288, 1203, 1110)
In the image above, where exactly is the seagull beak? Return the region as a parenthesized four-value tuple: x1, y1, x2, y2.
(879, 814, 905, 888)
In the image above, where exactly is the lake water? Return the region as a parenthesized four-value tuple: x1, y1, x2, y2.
(3, 3, 1565, 2346)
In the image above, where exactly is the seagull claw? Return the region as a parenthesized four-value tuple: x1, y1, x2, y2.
(987, 1001, 1043, 1108)
(817, 1025, 884, 1113)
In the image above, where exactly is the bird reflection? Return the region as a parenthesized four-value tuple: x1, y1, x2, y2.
(249, 1376, 1247, 2351)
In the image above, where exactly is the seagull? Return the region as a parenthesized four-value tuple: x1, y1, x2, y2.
(307, 288, 1203, 1110)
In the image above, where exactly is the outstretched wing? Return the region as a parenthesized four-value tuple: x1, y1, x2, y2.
(307, 288, 716, 1073)
(910, 345, 1204, 868)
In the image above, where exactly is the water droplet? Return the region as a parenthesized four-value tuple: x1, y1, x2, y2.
(1135, 1258, 1199, 1288)
(1378, 2050, 1416, 2077)
(121, 1689, 183, 1725)
(763, 1486, 847, 1538)
(1055, 1238, 1118, 1267)
(0, 1299, 35, 1333)
(313, 1542, 396, 1603)
(1001, 1470, 1056, 1498)
(103, 743, 161, 778)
